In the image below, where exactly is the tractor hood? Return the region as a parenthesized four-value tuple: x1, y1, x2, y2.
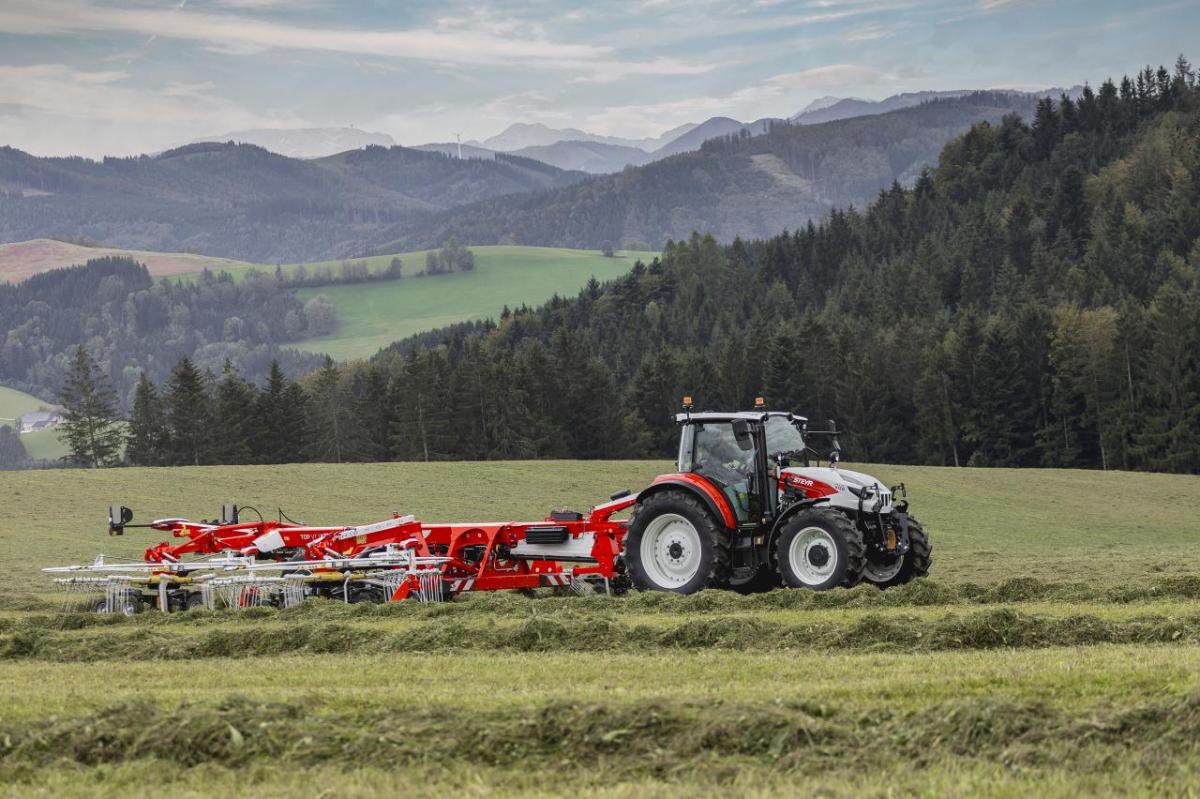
(780, 466, 894, 513)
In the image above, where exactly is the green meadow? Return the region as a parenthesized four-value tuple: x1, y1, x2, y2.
(291, 246, 658, 359)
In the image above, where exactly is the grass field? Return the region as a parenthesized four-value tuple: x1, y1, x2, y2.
(0, 385, 50, 421)
(0, 385, 67, 461)
(0, 461, 1198, 796)
(291, 246, 658, 359)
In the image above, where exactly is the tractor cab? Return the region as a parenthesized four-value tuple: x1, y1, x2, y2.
(674, 402, 835, 527)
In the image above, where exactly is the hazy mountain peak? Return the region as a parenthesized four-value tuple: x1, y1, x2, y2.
(190, 127, 396, 159)
(798, 95, 846, 114)
(474, 121, 706, 154)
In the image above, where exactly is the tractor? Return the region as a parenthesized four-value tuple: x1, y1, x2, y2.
(621, 398, 931, 594)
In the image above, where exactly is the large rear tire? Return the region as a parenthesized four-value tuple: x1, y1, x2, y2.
(623, 490, 730, 594)
(863, 514, 931, 588)
(775, 507, 865, 591)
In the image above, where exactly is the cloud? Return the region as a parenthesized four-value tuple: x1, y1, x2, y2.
(0, 63, 300, 156)
(0, 0, 716, 80)
(582, 63, 895, 136)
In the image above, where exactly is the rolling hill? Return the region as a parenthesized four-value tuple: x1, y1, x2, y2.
(190, 127, 397, 158)
(0, 241, 659, 364)
(0, 239, 254, 283)
(292, 246, 658, 359)
(0, 142, 587, 263)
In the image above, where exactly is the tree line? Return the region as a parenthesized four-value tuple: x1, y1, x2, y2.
(54, 59, 1200, 475)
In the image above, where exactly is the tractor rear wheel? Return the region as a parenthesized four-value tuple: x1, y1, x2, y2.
(862, 515, 931, 588)
(623, 490, 729, 594)
(775, 508, 865, 591)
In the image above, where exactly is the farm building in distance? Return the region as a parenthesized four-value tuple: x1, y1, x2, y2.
(19, 410, 61, 433)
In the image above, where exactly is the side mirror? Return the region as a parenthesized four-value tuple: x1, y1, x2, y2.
(731, 420, 754, 451)
(108, 505, 133, 536)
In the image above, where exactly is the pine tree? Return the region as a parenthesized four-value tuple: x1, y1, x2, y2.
(1032, 97, 1060, 159)
(390, 350, 453, 461)
(0, 425, 28, 468)
(304, 356, 366, 462)
(126, 373, 167, 466)
(163, 356, 213, 466)
(254, 361, 308, 464)
(211, 360, 257, 464)
(58, 346, 124, 467)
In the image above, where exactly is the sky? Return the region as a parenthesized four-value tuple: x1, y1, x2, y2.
(0, 0, 1195, 158)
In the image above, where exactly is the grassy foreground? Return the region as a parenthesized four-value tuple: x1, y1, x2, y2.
(291, 246, 657, 359)
(0, 460, 1198, 796)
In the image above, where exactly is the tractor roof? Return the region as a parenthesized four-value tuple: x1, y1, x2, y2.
(675, 411, 807, 424)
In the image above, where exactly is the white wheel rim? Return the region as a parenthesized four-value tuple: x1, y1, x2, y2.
(640, 513, 703, 588)
(789, 526, 839, 585)
(863, 556, 903, 583)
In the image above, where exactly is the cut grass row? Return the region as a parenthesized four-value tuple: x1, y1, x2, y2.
(0, 652, 1195, 791)
(2, 644, 1195, 721)
(7, 606, 1200, 662)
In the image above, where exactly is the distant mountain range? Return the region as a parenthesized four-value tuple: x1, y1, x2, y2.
(191, 127, 396, 158)
(0, 88, 1077, 262)
(791, 87, 1084, 125)
(469, 121, 698, 153)
(183, 87, 1079, 175)
(367, 91, 1047, 253)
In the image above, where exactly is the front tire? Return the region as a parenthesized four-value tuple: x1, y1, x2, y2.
(623, 490, 729, 594)
(863, 515, 931, 588)
(776, 508, 865, 590)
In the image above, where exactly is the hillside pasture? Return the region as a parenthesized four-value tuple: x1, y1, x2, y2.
(0, 239, 254, 283)
(291, 246, 658, 359)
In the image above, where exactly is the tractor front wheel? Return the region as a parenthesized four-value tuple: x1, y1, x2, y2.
(862, 515, 931, 588)
(624, 490, 729, 594)
(775, 508, 865, 591)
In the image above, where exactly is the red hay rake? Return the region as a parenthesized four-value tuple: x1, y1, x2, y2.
(46, 494, 637, 613)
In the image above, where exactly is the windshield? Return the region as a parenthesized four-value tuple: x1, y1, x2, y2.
(764, 416, 806, 457)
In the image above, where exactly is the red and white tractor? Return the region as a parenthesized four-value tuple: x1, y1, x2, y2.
(621, 399, 931, 594)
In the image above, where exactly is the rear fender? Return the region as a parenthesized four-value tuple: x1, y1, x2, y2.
(637, 473, 737, 530)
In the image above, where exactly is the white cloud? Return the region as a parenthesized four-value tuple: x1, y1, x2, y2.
(0, 63, 300, 157)
(581, 63, 895, 137)
(0, 0, 716, 81)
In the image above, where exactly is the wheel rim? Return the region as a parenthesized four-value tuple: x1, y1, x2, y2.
(788, 526, 840, 586)
(640, 513, 703, 587)
(863, 556, 904, 583)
